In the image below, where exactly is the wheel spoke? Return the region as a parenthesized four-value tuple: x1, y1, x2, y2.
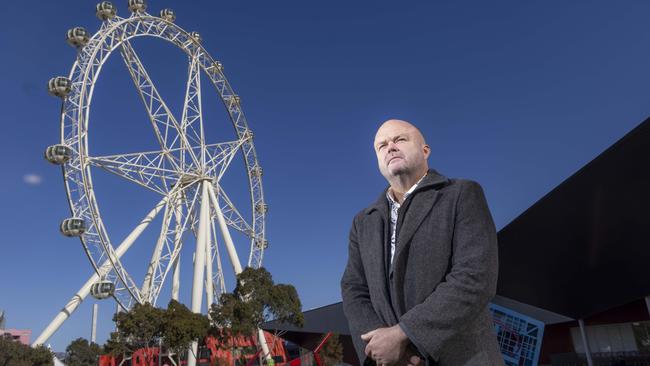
(88, 150, 181, 195)
(204, 140, 248, 181)
(181, 50, 206, 168)
(149, 184, 202, 304)
(212, 183, 253, 237)
(119, 39, 201, 169)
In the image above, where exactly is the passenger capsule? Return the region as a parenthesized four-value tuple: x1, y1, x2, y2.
(209, 61, 223, 73)
(45, 144, 72, 165)
(160, 8, 176, 22)
(128, 0, 146, 13)
(60, 218, 86, 237)
(190, 32, 201, 42)
(90, 281, 115, 299)
(241, 128, 253, 140)
(48, 77, 72, 98)
(251, 165, 263, 177)
(96, 1, 117, 20)
(255, 203, 268, 214)
(255, 238, 269, 249)
(66, 27, 90, 48)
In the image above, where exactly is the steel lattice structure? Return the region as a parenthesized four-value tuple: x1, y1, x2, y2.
(36, 3, 269, 362)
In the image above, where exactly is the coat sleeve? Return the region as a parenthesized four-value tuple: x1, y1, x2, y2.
(398, 180, 498, 361)
(341, 214, 387, 366)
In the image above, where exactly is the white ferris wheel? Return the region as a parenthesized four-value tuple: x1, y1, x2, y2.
(35, 0, 269, 356)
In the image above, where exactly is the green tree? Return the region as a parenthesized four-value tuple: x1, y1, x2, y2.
(209, 267, 304, 344)
(0, 335, 53, 366)
(106, 303, 165, 364)
(318, 334, 343, 366)
(104, 301, 210, 363)
(64, 337, 103, 366)
(162, 300, 210, 361)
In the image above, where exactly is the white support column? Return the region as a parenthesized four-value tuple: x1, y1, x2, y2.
(114, 302, 120, 333)
(33, 196, 168, 346)
(207, 184, 242, 274)
(205, 231, 214, 309)
(171, 202, 183, 301)
(207, 183, 271, 361)
(91, 304, 98, 344)
(578, 319, 594, 366)
(172, 254, 181, 301)
(188, 181, 211, 366)
(141, 202, 172, 301)
(645, 296, 650, 318)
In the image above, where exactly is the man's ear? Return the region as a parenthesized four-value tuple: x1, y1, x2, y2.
(423, 144, 431, 159)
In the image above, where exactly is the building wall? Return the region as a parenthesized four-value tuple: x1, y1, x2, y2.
(539, 321, 576, 365)
(570, 323, 637, 353)
(1, 328, 32, 345)
(538, 298, 650, 365)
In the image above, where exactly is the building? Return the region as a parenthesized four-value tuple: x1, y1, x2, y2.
(0, 310, 32, 346)
(1, 328, 32, 346)
(497, 116, 650, 364)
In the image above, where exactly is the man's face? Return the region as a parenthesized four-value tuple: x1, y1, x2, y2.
(374, 120, 430, 181)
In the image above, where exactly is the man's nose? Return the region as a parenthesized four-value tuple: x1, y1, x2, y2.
(387, 141, 398, 152)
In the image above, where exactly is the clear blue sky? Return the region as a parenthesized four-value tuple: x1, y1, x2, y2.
(1, 0, 650, 352)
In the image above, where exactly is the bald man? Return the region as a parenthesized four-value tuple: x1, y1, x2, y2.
(341, 120, 504, 366)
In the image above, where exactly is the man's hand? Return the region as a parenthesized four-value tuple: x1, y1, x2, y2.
(361, 325, 411, 366)
(404, 345, 423, 366)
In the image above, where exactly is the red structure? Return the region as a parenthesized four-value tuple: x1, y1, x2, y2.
(98, 330, 328, 366)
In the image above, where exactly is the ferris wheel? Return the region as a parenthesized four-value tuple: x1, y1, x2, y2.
(34, 0, 269, 357)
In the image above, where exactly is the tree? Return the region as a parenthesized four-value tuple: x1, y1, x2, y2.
(209, 267, 304, 345)
(103, 267, 303, 364)
(106, 302, 165, 364)
(162, 300, 210, 361)
(318, 334, 343, 366)
(0, 334, 53, 366)
(104, 300, 210, 364)
(65, 337, 103, 366)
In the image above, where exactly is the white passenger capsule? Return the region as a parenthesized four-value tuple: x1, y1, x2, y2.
(190, 32, 201, 42)
(44, 144, 72, 165)
(90, 281, 115, 299)
(60, 218, 86, 237)
(160, 8, 176, 22)
(128, 0, 146, 13)
(96, 2, 117, 20)
(255, 238, 269, 249)
(255, 203, 268, 214)
(66, 27, 90, 48)
(47, 77, 72, 98)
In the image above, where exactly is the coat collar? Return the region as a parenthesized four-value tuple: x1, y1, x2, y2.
(364, 169, 449, 216)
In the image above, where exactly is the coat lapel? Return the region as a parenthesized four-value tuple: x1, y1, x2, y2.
(364, 193, 394, 322)
(393, 188, 440, 266)
(390, 171, 447, 315)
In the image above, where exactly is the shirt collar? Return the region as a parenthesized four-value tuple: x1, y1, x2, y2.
(386, 172, 428, 205)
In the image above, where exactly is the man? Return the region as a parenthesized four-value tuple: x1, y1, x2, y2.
(341, 120, 504, 366)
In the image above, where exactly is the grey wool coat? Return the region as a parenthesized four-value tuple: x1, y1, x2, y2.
(340, 170, 504, 366)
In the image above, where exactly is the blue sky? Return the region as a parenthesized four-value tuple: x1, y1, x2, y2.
(1, 0, 650, 352)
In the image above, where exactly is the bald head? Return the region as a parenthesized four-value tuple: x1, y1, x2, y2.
(375, 119, 426, 146)
(373, 119, 430, 189)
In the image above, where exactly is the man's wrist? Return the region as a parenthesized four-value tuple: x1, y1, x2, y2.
(391, 324, 409, 345)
